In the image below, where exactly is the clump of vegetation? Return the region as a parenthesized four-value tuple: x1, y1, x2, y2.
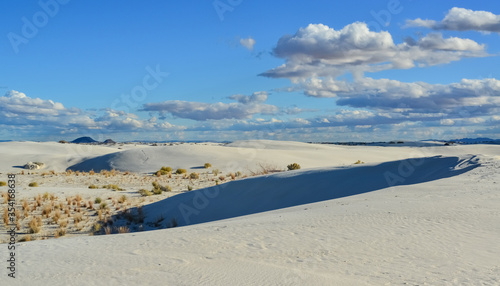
(0, 181, 6, 187)
(102, 184, 124, 191)
(354, 160, 365, 164)
(213, 169, 219, 176)
(175, 168, 187, 175)
(189, 172, 199, 179)
(138, 189, 153, 196)
(28, 217, 42, 233)
(160, 166, 172, 174)
(28, 182, 39, 187)
(152, 181, 172, 195)
(88, 184, 98, 189)
(187, 185, 193, 191)
(95, 197, 102, 204)
(204, 163, 212, 168)
(99, 202, 108, 210)
(287, 163, 301, 171)
(54, 228, 66, 238)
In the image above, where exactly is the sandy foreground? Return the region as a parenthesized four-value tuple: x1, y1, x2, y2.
(0, 140, 499, 285)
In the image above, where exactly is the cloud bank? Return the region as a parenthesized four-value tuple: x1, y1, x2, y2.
(405, 7, 500, 32)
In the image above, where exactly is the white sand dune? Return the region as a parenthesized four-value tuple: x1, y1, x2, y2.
(1, 140, 499, 285)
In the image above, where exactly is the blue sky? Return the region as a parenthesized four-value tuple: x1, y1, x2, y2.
(1, 0, 500, 142)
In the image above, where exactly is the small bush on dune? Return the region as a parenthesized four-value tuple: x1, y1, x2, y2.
(287, 163, 301, 171)
(0, 181, 6, 187)
(151, 181, 172, 195)
(88, 184, 98, 189)
(139, 189, 152, 196)
(28, 182, 39, 187)
(176, 168, 187, 175)
(189, 172, 199, 179)
(354, 160, 365, 164)
(102, 184, 124, 191)
(204, 163, 211, 168)
(95, 197, 102, 204)
(28, 218, 41, 234)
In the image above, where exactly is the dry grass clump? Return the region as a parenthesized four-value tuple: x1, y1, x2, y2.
(28, 182, 39, 187)
(118, 195, 127, 204)
(28, 217, 42, 233)
(117, 226, 130, 234)
(0, 181, 7, 187)
(1, 192, 9, 203)
(354, 160, 365, 164)
(88, 184, 98, 189)
(42, 204, 52, 217)
(204, 163, 212, 168)
(54, 228, 66, 238)
(156, 166, 172, 176)
(95, 197, 102, 204)
(3, 208, 9, 226)
(189, 172, 199, 179)
(73, 213, 83, 224)
(287, 163, 301, 171)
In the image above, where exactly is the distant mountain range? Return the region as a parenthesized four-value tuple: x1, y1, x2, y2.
(68, 137, 116, 144)
(435, 138, 500, 144)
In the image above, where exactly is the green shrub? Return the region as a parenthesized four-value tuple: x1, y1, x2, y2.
(94, 197, 102, 204)
(176, 168, 187, 174)
(102, 184, 124, 191)
(139, 189, 153, 196)
(100, 202, 108, 210)
(161, 166, 172, 172)
(28, 182, 39, 187)
(189, 172, 199, 179)
(287, 163, 301, 171)
(88, 184, 98, 189)
(152, 181, 172, 194)
(188, 185, 193, 191)
(0, 181, 6, 187)
(204, 163, 212, 168)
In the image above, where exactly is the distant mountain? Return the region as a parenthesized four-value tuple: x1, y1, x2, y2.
(71, 136, 98, 144)
(446, 138, 500, 144)
(103, 139, 116, 144)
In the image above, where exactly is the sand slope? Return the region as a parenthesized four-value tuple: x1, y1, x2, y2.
(1, 141, 499, 285)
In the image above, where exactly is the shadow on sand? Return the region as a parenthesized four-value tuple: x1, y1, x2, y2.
(111, 156, 480, 230)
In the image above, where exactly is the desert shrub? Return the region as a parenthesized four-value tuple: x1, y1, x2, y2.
(189, 172, 199, 179)
(1, 192, 9, 203)
(118, 195, 127, 204)
(117, 226, 130, 234)
(28, 218, 41, 233)
(88, 184, 98, 189)
(175, 168, 187, 175)
(100, 202, 108, 210)
(54, 228, 66, 238)
(213, 169, 219, 176)
(161, 166, 172, 173)
(204, 163, 212, 168)
(229, 173, 236, 180)
(0, 181, 6, 187)
(354, 160, 365, 164)
(152, 181, 171, 195)
(138, 189, 153, 196)
(287, 163, 301, 171)
(28, 182, 39, 187)
(73, 213, 83, 224)
(188, 185, 193, 191)
(93, 223, 102, 233)
(95, 197, 102, 204)
(218, 175, 225, 181)
(102, 184, 124, 191)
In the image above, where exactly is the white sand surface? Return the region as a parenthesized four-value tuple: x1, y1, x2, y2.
(0, 140, 499, 285)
